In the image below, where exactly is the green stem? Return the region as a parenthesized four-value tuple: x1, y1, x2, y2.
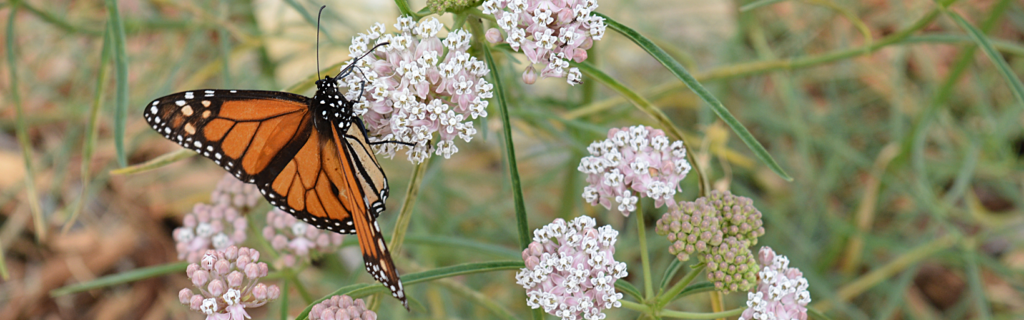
(285, 268, 314, 304)
(620, 299, 652, 314)
(6, 2, 45, 242)
(388, 161, 429, 255)
(636, 201, 653, 299)
(106, 0, 129, 168)
(656, 263, 705, 308)
(394, 0, 415, 17)
(659, 307, 745, 319)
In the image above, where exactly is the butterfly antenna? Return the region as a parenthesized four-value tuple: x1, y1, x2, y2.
(335, 42, 390, 81)
(316, 5, 327, 80)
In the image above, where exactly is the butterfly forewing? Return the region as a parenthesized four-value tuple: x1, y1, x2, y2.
(144, 90, 311, 183)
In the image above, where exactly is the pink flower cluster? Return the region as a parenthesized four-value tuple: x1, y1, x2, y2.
(739, 247, 811, 320)
(340, 16, 492, 164)
(174, 203, 248, 263)
(309, 295, 377, 320)
(262, 208, 345, 267)
(482, 0, 606, 85)
(179, 247, 280, 320)
(210, 173, 261, 211)
(578, 125, 691, 216)
(515, 216, 627, 320)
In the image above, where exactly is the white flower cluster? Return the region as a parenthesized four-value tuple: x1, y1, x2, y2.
(341, 17, 493, 164)
(516, 216, 627, 320)
(740, 247, 812, 320)
(579, 125, 691, 216)
(482, 0, 607, 85)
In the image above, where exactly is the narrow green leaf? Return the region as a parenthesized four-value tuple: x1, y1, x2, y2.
(598, 13, 792, 181)
(67, 22, 114, 233)
(50, 261, 189, 296)
(808, 308, 833, 320)
(110, 149, 195, 175)
(0, 238, 7, 280)
(279, 279, 289, 320)
(659, 259, 683, 290)
(437, 278, 520, 320)
(947, 10, 1024, 108)
(481, 44, 531, 250)
(6, 4, 46, 241)
(615, 279, 643, 302)
(107, 0, 130, 167)
(296, 261, 523, 319)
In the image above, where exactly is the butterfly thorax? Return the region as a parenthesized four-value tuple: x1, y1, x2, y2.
(311, 76, 354, 133)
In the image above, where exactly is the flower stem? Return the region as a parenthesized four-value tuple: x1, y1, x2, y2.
(636, 201, 654, 299)
(708, 291, 725, 320)
(655, 263, 705, 308)
(388, 161, 429, 256)
(620, 299, 651, 314)
(658, 307, 744, 319)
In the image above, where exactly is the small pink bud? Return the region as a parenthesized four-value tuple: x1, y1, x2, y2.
(522, 66, 537, 84)
(183, 214, 197, 228)
(525, 256, 540, 269)
(363, 310, 377, 320)
(267, 285, 281, 299)
(250, 250, 260, 262)
(227, 271, 244, 287)
(485, 28, 503, 44)
(178, 288, 193, 304)
(272, 235, 288, 250)
(259, 263, 269, 277)
(252, 283, 268, 300)
(235, 255, 250, 270)
(208, 279, 226, 297)
(189, 295, 204, 310)
(214, 259, 231, 275)
(186, 263, 199, 278)
(245, 263, 260, 279)
(191, 270, 210, 286)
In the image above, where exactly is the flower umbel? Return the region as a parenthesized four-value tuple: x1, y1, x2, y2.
(178, 247, 280, 320)
(655, 190, 765, 293)
(579, 125, 692, 216)
(309, 295, 377, 320)
(210, 173, 262, 212)
(483, 0, 606, 85)
(516, 215, 627, 320)
(739, 247, 811, 320)
(341, 16, 492, 164)
(262, 208, 344, 267)
(174, 203, 248, 263)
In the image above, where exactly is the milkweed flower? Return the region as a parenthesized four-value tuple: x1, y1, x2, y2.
(705, 237, 758, 293)
(211, 173, 262, 212)
(578, 125, 691, 216)
(340, 16, 493, 164)
(309, 295, 377, 320)
(262, 208, 345, 267)
(516, 215, 627, 320)
(482, 0, 606, 85)
(178, 247, 280, 320)
(174, 203, 248, 263)
(739, 247, 811, 320)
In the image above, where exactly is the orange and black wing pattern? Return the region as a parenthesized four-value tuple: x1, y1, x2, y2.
(143, 90, 313, 183)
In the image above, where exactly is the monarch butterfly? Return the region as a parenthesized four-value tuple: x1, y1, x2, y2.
(143, 41, 410, 309)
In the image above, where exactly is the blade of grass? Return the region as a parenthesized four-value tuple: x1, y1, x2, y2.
(436, 278, 520, 320)
(296, 261, 523, 319)
(963, 248, 992, 319)
(50, 261, 189, 296)
(110, 149, 195, 175)
(598, 12, 792, 182)
(946, 10, 1024, 108)
(739, 0, 791, 11)
(107, 0, 130, 167)
(0, 238, 7, 280)
(66, 23, 114, 234)
(6, 4, 46, 242)
(574, 62, 710, 195)
(481, 40, 530, 249)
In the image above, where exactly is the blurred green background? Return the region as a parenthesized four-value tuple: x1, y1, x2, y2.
(2, 0, 1024, 319)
